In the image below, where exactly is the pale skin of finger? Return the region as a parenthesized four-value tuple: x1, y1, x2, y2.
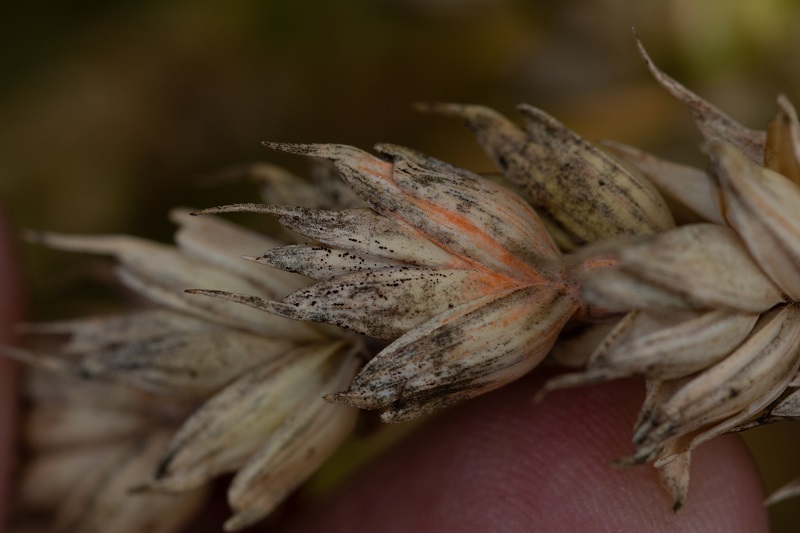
(0, 207, 24, 529)
(281, 373, 769, 533)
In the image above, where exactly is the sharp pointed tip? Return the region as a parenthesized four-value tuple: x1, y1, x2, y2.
(653, 453, 680, 470)
(193, 203, 275, 217)
(764, 491, 791, 507)
(1, 345, 73, 374)
(516, 103, 554, 125)
(764, 479, 800, 507)
(21, 230, 94, 250)
(322, 392, 342, 403)
(325, 388, 388, 411)
(262, 141, 321, 156)
(533, 370, 611, 405)
(184, 288, 226, 299)
(22, 229, 46, 243)
(413, 102, 500, 124)
(633, 29, 645, 48)
(224, 510, 266, 532)
(531, 386, 550, 405)
(188, 206, 219, 216)
(597, 138, 634, 156)
(610, 454, 639, 468)
(413, 102, 458, 116)
(222, 517, 240, 532)
(633, 32, 657, 69)
(324, 390, 356, 405)
(412, 101, 432, 113)
(154, 450, 175, 480)
(262, 140, 302, 153)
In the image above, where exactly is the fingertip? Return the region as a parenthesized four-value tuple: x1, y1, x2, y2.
(283, 372, 768, 532)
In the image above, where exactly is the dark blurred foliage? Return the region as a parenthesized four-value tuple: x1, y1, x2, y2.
(2, 0, 800, 529)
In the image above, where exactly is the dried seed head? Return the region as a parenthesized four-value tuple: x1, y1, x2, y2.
(709, 141, 800, 300)
(14, 33, 800, 526)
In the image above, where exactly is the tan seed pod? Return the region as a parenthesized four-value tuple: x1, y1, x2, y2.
(416, 102, 674, 250)
(618, 224, 785, 312)
(709, 141, 800, 300)
(224, 352, 361, 531)
(600, 140, 725, 225)
(764, 95, 800, 185)
(597, 309, 759, 379)
(580, 265, 693, 313)
(333, 284, 576, 422)
(540, 309, 761, 397)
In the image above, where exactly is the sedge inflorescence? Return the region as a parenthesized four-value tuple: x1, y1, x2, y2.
(5, 36, 800, 531)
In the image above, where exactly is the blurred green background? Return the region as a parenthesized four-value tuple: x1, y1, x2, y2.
(3, 0, 800, 530)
